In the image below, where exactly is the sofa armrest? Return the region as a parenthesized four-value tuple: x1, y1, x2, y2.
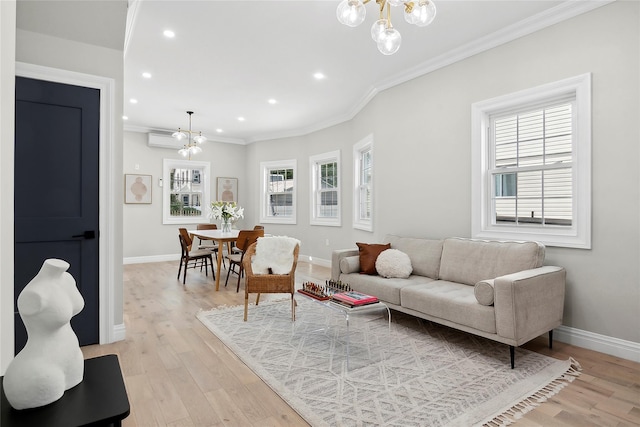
(331, 249, 359, 281)
(494, 266, 566, 345)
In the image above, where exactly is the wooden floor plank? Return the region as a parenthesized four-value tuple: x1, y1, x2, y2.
(80, 260, 639, 426)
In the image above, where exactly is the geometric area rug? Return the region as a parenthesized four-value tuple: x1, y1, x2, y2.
(197, 299, 580, 427)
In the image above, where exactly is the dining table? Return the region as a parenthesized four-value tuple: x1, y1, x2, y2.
(187, 228, 239, 291)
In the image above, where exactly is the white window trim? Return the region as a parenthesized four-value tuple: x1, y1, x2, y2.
(353, 135, 373, 232)
(471, 73, 591, 249)
(310, 150, 341, 226)
(260, 159, 297, 225)
(162, 159, 211, 225)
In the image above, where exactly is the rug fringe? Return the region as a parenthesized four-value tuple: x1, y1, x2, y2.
(483, 357, 582, 427)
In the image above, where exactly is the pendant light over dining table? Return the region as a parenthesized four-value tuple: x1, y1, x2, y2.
(173, 111, 206, 159)
(336, 0, 436, 55)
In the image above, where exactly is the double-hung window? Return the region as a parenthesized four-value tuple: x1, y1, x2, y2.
(310, 151, 341, 226)
(471, 74, 591, 248)
(353, 135, 373, 231)
(162, 159, 211, 225)
(260, 159, 296, 224)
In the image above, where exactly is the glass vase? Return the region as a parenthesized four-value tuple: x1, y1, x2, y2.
(221, 219, 232, 233)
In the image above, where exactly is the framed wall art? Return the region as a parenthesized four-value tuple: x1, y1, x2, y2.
(217, 177, 238, 202)
(124, 174, 152, 204)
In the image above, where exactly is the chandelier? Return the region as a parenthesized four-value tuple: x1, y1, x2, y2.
(336, 0, 436, 55)
(172, 111, 206, 159)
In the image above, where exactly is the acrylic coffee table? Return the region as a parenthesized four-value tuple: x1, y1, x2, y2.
(294, 291, 391, 369)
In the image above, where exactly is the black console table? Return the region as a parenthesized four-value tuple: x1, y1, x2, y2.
(1, 354, 130, 426)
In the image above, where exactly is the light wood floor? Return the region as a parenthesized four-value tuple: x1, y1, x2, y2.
(83, 261, 640, 426)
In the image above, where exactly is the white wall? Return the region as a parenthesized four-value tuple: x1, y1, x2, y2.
(123, 131, 248, 260)
(123, 2, 639, 355)
(0, 0, 16, 374)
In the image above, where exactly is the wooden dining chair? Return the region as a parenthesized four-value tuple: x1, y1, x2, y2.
(224, 229, 264, 291)
(232, 225, 264, 254)
(178, 228, 215, 285)
(196, 223, 225, 268)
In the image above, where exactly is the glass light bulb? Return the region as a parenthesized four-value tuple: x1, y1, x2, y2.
(377, 27, 401, 55)
(191, 145, 202, 154)
(179, 148, 188, 157)
(193, 134, 206, 144)
(172, 130, 187, 140)
(371, 19, 387, 42)
(408, 0, 436, 27)
(337, 0, 366, 27)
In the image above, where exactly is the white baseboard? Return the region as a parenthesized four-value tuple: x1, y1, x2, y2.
(123, 254, 181, 264)
(124, 253, 329, 266)
(112, 323, 126, 342)
(299, 254, 330, 268)
(555, 325, 640, 362)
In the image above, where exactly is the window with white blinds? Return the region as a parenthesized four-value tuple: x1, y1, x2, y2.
(353, 135, 373, 232)
(491, 101, 573, 227)
(472, 74, 591, 249)
(260, 159, 296, 224)
(310, 151, 341, 226)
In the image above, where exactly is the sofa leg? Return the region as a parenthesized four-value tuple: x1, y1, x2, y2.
(549, 330, 554, 349)
(510, 346, 515, 369)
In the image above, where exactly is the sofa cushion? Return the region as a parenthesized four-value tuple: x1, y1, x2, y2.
(340, 273, 434, 306)
(375, 249, 413, 278)
(401, 280, 496, 334)
(356, 242, 391, 275)
(439, 238, 545, 286)
(474, 279, 495, 306)
(339, 256, 360, 274)
(384, 235, 444, 279)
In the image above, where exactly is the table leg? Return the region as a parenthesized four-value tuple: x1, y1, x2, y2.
(215, 243, 223, 291)
(346, 313, 350, 370)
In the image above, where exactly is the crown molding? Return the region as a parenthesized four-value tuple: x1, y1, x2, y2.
(376, 0, 615, 93)
(124, 123, 246, 145)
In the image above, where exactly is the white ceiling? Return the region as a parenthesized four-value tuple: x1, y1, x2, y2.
(17, 0, 609, 144)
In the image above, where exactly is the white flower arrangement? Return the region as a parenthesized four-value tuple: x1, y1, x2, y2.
(208, 201, 244, 223)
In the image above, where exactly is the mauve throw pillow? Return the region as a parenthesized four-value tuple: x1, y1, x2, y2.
(356, 242, 391, 275)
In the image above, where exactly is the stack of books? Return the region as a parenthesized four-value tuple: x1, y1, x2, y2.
(331, 291, 379, 307)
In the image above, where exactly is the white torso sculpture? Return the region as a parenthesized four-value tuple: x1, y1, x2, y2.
(3, 259, 85, 410)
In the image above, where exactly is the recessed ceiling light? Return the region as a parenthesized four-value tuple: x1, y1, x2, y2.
(237, 117, 245, 122)
(142, 72, 152, 79)
(163, 30, 175, 38)
(129, 98, 138, 104)
(216, 129, 223, 133)
(122, 115, 128, 120)
(268, 98, 277, 105)
(313, 72, 326, 80)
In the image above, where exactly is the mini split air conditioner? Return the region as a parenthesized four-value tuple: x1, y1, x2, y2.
(147, 133, 184, 149)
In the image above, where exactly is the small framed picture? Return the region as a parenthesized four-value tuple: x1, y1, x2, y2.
(217, 177, 238, 202)
(125, 174, 152, 204)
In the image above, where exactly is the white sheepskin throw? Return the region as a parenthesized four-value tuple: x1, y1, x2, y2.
(375, 249, 413, 279)
(252, 236, 301, 274)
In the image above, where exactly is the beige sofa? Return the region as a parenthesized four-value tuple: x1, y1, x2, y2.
(331, 235, 566, 368)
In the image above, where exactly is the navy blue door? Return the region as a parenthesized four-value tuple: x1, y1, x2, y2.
(14, 76, 100, 352)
